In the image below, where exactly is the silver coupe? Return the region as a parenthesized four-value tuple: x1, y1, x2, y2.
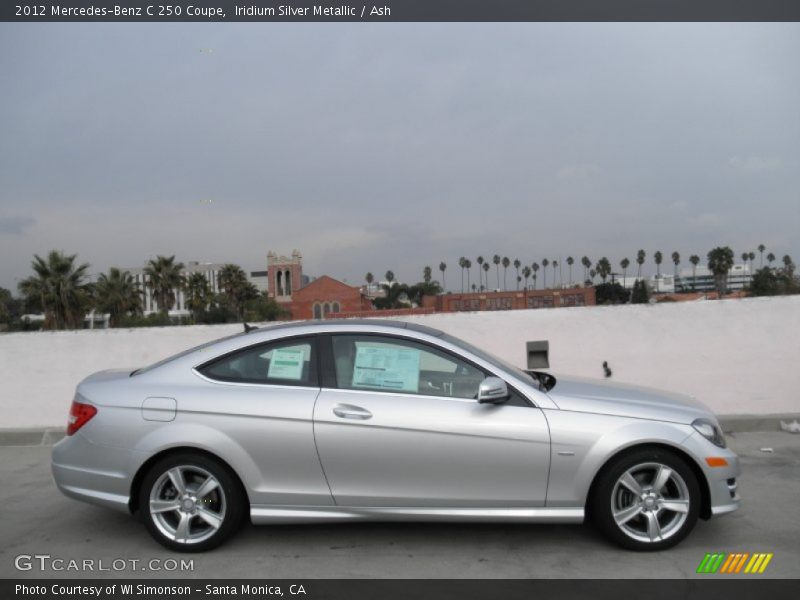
(52, 319, 740, 552)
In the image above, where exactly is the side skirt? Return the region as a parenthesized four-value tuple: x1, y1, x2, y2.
(250, 505, 584, 525)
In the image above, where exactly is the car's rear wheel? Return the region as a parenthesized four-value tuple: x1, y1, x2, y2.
(590, 447, 701, 551)
(139, 452, 244, 552)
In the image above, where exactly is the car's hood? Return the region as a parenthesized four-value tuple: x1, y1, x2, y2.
(545, 374, 714, 425)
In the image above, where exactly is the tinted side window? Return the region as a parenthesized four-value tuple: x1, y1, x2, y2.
(331, 335, 486, 399)
(199, 337, 317, 386)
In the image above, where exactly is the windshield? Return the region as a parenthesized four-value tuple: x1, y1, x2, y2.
(130, 331, 248, 376)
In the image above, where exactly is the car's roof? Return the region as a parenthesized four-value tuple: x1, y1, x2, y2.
(249, 319, 445, 338)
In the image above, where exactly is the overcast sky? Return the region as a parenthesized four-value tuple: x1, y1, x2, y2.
(1, 23, 798, 290)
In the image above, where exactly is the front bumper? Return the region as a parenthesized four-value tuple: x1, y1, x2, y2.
(683, 431, 741, 518)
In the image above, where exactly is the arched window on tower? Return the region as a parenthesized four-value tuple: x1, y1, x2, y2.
(285, 270, 292, 296)
(276, 271, 283, 296)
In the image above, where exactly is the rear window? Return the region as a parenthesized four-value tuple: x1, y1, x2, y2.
(197, 337, 318, 386)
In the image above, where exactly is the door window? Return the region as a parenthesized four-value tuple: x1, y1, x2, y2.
(198, 337, 317, 386)
(331, 335, 486, 399)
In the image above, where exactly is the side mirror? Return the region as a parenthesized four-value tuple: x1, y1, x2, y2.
(477, 376, 510, 404)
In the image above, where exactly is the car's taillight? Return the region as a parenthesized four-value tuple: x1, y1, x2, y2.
(67, 400, 97, 436)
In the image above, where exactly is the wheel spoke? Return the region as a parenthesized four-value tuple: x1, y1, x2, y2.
(167, 467, 187, 496)
(652, 465, 673, 493)
(150, 499, 181, 514)
(174, 512, 192, 542)
(619, 472, 643, 495)
(660, 499, 689, 514)
(196, 508, 223, 530)
(613, 504, 643, 526)
(194, 476, 220, 500)
(644, 511, 662, 542)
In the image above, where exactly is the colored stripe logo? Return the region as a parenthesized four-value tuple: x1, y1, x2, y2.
(696, 552, 773, 574)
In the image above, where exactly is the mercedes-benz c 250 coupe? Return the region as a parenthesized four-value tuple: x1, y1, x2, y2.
(52, 320, 740, 552)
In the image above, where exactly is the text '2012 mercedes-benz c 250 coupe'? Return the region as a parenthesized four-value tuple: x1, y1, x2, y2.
(52, 320, 740, 552)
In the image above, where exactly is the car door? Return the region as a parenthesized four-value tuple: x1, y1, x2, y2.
(312, 333, 551, 508)
(193, 335, 333, 506)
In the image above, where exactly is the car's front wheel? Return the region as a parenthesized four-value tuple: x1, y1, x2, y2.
(139, 452, 244, 552)
(590, 447, 701, 551)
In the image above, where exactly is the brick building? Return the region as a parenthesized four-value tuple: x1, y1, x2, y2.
(289, 276, 374, 320)
(267, 250, 304, 301)
(421, 287, 595, 312)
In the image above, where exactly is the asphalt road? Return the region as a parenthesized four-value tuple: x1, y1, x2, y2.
(0, 432, 797, 579)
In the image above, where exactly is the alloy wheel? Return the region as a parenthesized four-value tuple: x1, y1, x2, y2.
(610, 462, 690, 544)
(148, 465, 227, 545)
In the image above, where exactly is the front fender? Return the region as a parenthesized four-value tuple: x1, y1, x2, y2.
(542, 409, 696, 507)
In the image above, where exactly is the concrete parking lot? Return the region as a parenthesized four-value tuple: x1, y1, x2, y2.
(0, 431, 797, 579)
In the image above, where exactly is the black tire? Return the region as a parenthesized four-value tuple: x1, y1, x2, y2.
(589, 447, 701, 551)
(139, 452, 245, 552)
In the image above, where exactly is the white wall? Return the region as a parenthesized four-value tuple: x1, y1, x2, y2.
(1, 296, 797, 428)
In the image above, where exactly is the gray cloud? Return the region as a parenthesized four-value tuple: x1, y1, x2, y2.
(0, 216, 35, 235)
(0, 22, 798, 289)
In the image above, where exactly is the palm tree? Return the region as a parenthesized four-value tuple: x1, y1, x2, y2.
(438, 262, 447, 292)
(144, 255, 184, 314)
(365, 272, 374, 292)
(748, 251, 756, 274)
(531, 262, 540, 289)
(502, 256, 510, 290)
(18, 250, 92, 330)
(782, 254, 795, 276)
(707, 247, 735, 294)
(581, 256, 591, 284)
(522, 265, 531, 290)
(385, 270, 395, 285)
(767, 253, 775, 268)
(671, 251, 680, 280)
(458, 257, 467, 292)
(654, 250, 663, 278)
(95, 267, 143, 327)
(566, 257, 574, 286)
(758, 244, 766, 268)
(552, 260, 559, 287)
(219, 264, 257, 320)
(596, 257, 611, 283)
(423, 266, 432, 283)
(689, 255, 700, 290)
(492, 255, 501, 290)
(741, 252, 749, 272)
(464, 259, 472, 292)
(636, 249, 646, 278)
(532, 273, 538, 289)
(541, 259, 549, 288)
(513, 259, 521, 290)
(183, 272, 211, 322)
(620, 258, 630, 282)
(589, 268, 597, 283)
(482, 262, 490, 290)
(476, 256, 485, 290)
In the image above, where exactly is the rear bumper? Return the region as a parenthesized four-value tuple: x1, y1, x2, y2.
(51, 433, 132, 513)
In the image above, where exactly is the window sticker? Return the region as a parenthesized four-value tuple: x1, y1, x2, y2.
(267, 347, 306, 380)
(352, 345, 420, 392)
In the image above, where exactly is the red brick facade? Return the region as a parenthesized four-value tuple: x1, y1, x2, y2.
(421, 287, 596, 312)
(288, 276, 374, 320)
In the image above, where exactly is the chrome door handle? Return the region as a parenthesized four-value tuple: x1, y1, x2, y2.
(333, 404, 372, 420)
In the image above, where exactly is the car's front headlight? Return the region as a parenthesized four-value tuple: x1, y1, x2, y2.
(692, 418, 727, 448)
